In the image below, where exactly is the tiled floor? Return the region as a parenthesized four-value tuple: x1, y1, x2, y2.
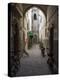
(16, 44, 52, 76)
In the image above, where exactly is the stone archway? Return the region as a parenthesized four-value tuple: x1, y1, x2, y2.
(22, 4, 47, 18)
(23, 5, 46, 49)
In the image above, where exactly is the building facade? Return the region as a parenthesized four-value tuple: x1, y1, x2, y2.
(31, 8, 40, 43)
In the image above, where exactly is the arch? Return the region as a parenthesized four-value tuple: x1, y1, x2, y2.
(23, 5, 47, 19)
(24, 6, 47, 28)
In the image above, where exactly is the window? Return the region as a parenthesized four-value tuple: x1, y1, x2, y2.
(34, 13, 37, 20)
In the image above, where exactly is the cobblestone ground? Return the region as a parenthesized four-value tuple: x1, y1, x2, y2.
(16, 44, 52, 76)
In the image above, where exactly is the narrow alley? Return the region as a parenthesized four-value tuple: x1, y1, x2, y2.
(8, 3, 58, 77)
(16, 44, 51, 76)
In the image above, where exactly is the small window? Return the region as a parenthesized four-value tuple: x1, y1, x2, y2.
(34, 14, 37, 20)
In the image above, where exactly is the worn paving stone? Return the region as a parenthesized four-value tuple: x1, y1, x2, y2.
(16, 44, 52, 76)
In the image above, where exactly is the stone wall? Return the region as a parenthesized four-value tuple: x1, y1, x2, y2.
(8, 3, 24, 77)
(47, 6, 58, 69)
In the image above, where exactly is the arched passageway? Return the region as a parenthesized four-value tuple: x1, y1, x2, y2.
(8, 3, 58, 77)
(24, 7, 46, 50)
(16, 7, 52, 76)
